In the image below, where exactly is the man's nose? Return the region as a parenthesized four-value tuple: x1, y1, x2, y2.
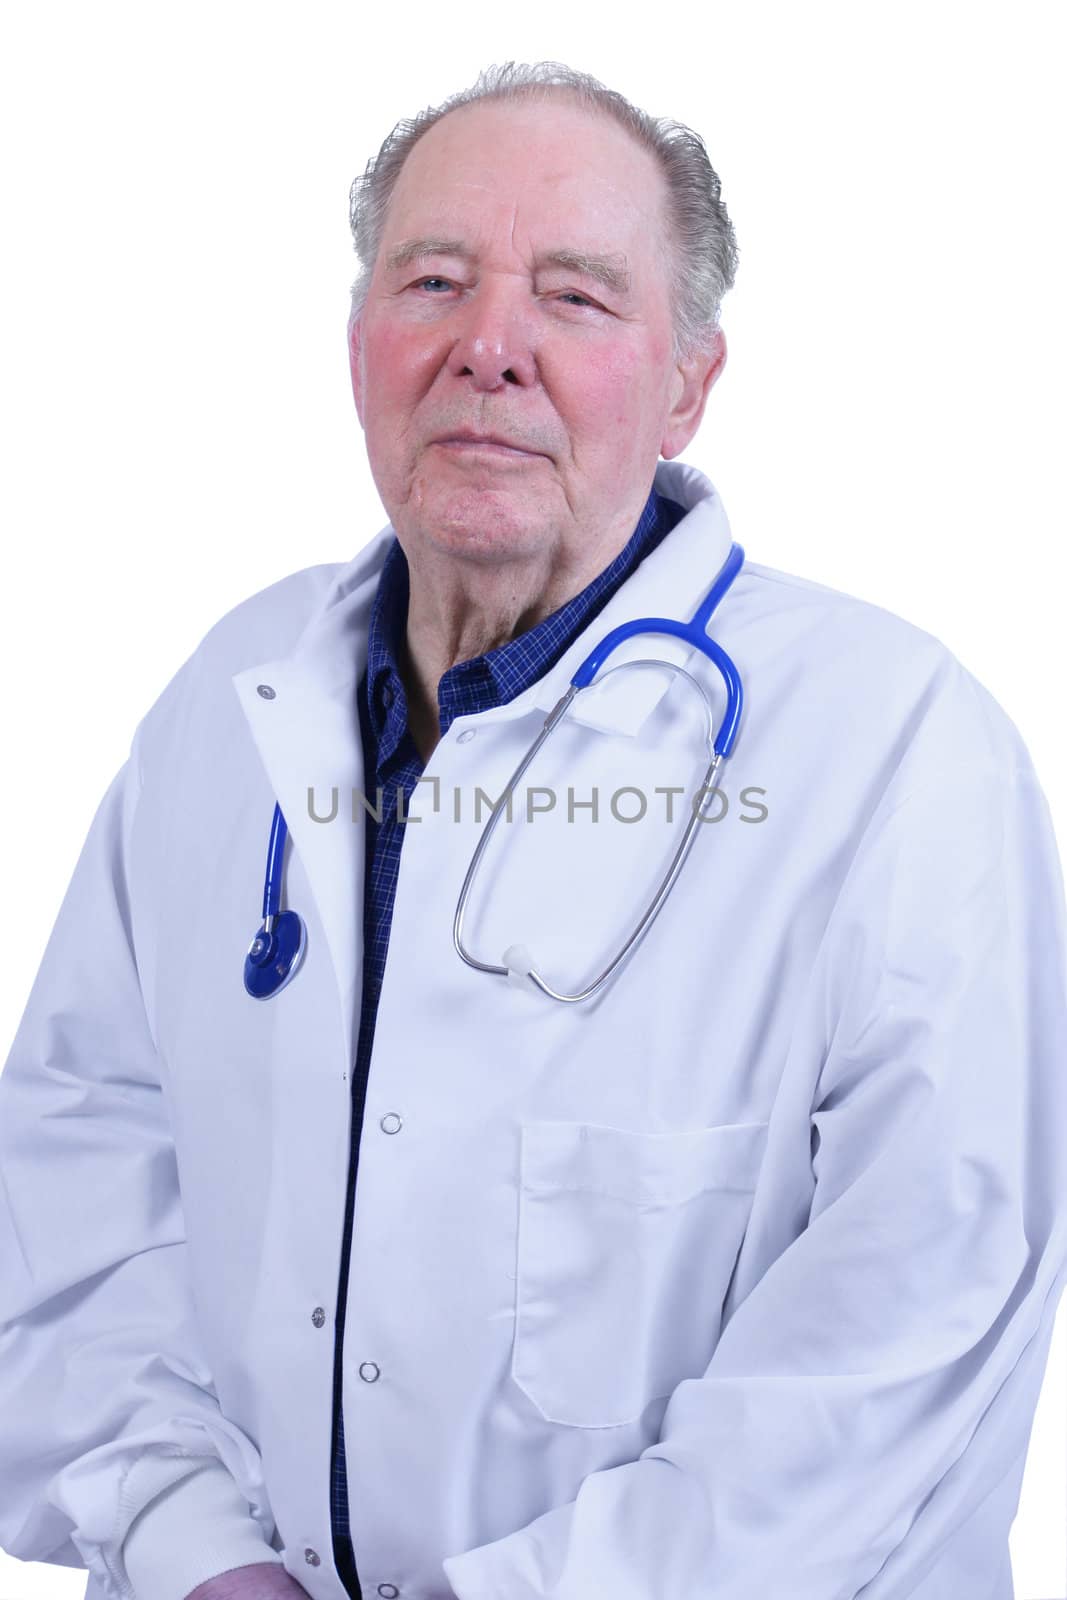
(444, 282, 537, 389)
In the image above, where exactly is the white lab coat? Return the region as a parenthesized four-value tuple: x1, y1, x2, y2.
(1, 459, 1065, 1600)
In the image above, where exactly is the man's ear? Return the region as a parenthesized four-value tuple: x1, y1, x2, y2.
(660, 327, 727, 460)
(348, 311, 364, 428)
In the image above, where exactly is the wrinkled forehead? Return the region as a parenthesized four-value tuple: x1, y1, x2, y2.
(380, 98, 672, 283)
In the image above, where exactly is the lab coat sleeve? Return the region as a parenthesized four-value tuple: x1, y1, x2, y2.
(442, 755, 1067, 1600)
(0, 738, 282, 1600)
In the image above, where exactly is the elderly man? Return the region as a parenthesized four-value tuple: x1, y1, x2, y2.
(1, 58, 1065, 1600)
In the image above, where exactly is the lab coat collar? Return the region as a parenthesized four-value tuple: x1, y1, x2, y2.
(230, 541, 388, 1025)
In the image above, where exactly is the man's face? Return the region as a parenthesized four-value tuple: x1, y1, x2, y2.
(349, 95, 723, 569)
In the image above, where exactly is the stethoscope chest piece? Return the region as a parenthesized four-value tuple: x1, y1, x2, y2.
(244, 910, 307, 1000)
(245, 802, 307, 999)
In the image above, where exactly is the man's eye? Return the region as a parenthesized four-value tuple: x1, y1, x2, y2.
(411, 277, 453, 292)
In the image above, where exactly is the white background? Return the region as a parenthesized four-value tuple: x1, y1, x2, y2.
(1, 2, 1064, 1595)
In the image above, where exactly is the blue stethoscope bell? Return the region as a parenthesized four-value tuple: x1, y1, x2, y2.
(244, 802, 307, 999)
(244, 909, 307, 1000)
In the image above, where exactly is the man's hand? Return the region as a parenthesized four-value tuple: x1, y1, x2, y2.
(183, 1562, 310, 1600)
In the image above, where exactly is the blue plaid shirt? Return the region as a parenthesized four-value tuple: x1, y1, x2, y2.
(329, 484, 687, 1596)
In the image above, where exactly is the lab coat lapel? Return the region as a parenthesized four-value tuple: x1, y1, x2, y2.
(230, 529, 392, 1060)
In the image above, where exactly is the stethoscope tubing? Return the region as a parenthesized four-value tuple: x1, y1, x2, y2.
(452, 541, 746, 1002)
(569, 541, 744, 758)
(262, 803, 288, 929)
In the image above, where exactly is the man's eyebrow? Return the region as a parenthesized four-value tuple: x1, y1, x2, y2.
(383, 237, 632, 296)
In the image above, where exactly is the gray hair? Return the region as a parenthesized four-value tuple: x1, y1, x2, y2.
(347, 60, 738, 364)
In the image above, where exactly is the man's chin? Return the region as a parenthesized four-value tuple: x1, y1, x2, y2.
(394, 481, 558, 560)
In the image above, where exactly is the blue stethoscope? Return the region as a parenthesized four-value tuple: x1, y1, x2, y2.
(243, 802, 308, 1000)
(245, 541, 745, 1003)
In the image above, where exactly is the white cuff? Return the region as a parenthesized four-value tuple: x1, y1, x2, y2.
(122, 1458, 283, 1600)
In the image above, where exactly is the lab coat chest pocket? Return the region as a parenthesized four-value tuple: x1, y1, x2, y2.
(512, 1120, 769, 1429)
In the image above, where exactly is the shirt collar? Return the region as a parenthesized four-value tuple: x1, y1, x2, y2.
(362, 484, 685, 771)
